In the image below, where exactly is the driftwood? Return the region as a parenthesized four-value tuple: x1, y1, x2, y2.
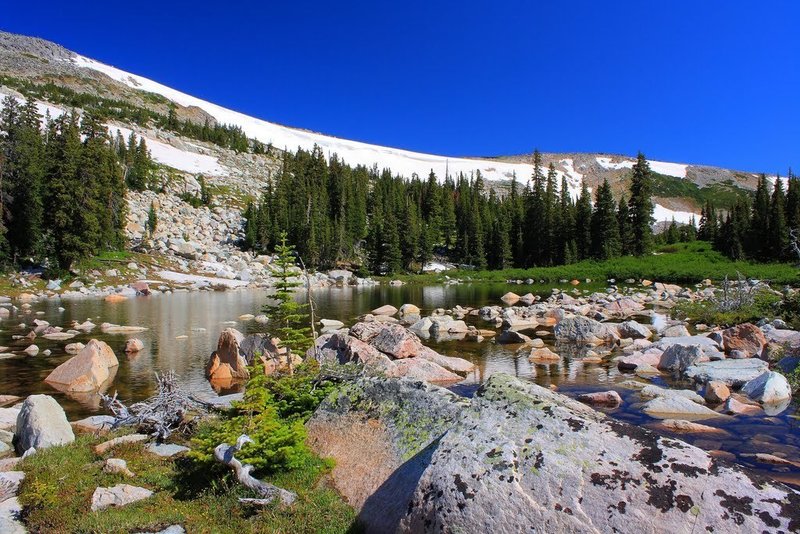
(101, 371, 205, 440)
(213, 434, 297, 506)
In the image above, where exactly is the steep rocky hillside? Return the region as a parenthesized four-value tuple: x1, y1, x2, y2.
(0, 29, 767, 238)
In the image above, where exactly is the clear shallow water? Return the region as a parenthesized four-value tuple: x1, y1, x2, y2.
(1, 283, 799, 486)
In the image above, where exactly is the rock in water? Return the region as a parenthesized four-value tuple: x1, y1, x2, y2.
(657, 344, 705, 372)
(124, 338, 144, 353)
(615, 320, 652, 340)
(44, 339, 119, 392)
(553, 316, 618, 344)
(397, 374, 799, 533)
(721, 322, 767, 357)
(741, 371, 792, 404)
(205, 328, 249, 383)
(14, 394, 74, 453)
(371, 305, 398, 316)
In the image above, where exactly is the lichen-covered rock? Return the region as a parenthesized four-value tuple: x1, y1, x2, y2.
(306, 378, 468, 518)
(398, 374, 800, 533)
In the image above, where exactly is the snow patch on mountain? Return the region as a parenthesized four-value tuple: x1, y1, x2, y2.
(653, 204, 695, 224)
(112, 125, 226, 176)
(63, 54, 604, 190)
(596, 156, 687, 178)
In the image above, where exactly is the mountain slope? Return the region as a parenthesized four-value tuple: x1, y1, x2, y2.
(0, 30, 768, 224)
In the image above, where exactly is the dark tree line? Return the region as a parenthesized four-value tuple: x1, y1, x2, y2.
(702, 172, 799, 262)
(242, 147, 659, 273)
(0, 96, 140, 270)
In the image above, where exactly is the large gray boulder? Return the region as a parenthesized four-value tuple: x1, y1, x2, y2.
(14, 394, 74, 453)
(399, 374, 799, 533)
(553, 316, 618, 344)
(309, 374, 800, 533)
(306, 378, 468, 518)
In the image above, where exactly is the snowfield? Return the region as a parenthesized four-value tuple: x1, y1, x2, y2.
(66, 54, 598, 196)
(596, 156, 688, 178)
(653, 204, 696, 224)
(112, 125, 226, 176)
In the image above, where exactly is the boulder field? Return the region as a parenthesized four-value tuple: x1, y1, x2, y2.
(307, 374, 800, 533)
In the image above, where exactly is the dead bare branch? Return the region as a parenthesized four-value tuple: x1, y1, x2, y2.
(214, 434, 297, 506)
(101, 371, 206, 441)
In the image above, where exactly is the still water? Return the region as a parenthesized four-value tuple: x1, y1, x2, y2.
(1, 283, 799, 486)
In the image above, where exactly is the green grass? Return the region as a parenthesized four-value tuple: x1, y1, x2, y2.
(18, 432, 357, 534)
(385, 242, 800, 286)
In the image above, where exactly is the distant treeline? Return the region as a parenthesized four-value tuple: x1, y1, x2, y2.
(242, 148, 677, 273)
(700, 172, 800, 262)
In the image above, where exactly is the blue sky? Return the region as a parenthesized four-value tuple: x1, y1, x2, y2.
(3, 1, 798, 173)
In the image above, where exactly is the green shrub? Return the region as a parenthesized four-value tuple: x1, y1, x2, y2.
(673, 288, 781, 327)
(778, 292, 800, 330)
(188, 360, 334, 474)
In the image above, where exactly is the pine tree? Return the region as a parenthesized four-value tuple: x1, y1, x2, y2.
(264, 231, 312, 355)
(786, 172, 800, 233)
(665, 218, 680, 244)
(617, 195, 633, 255)
(589, 179, 620, 260)
(574, 179, 593, 260)
(558, 176, 576, 263)
(749, 174, 771, 259)
(767, 177, 788, 260)
(4, 99, 45, 260)
(629, 152, 654, 255)
(147, 201, 158, 236)
(243, 201, 258, 251)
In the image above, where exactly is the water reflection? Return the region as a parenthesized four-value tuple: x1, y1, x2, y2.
(0, 283, 799, 486)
